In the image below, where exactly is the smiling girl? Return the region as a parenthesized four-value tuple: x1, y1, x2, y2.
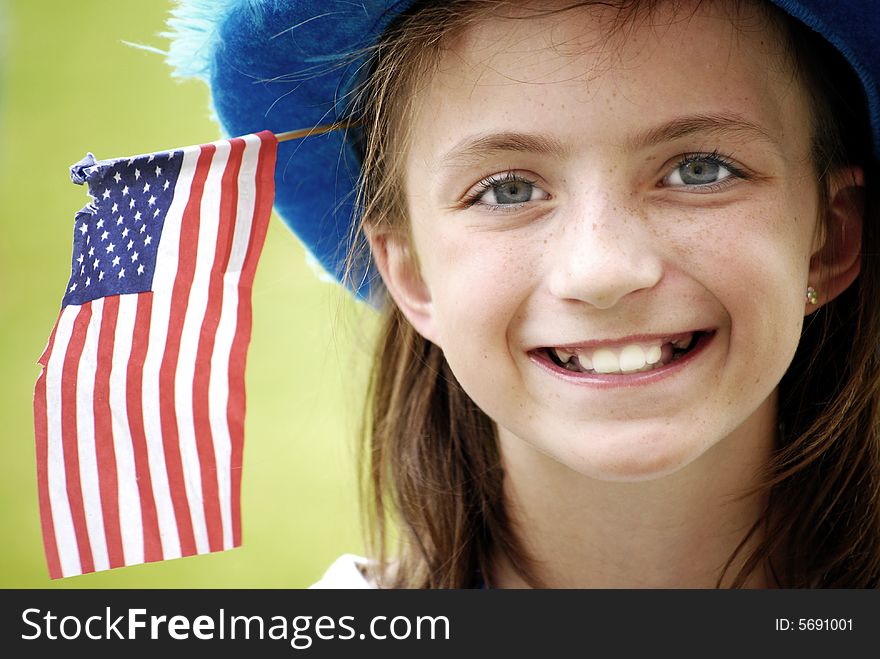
(169, 0, 880, 587)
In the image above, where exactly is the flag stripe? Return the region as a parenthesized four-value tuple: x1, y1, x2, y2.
(76, 298, 110, 573)
(60, 304, 95, 574)
(109, 293, 145, 566)
(228, 132, 277, 546)
(210, 134, 260, 550)
(159, 144, 217, 557)
(93, 295, 125, 569)
(34, 319, 63, 579)
(44, 306, 82, 577)
(194, 138, 244, 552)
(125, 293, 163, 563)
(177, 142, 233, 555)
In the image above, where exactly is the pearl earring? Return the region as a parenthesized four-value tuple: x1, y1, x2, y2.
(805, 286, 818, 305)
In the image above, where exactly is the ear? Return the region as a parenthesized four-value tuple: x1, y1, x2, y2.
(807, 166, 865, 313)
(368, 226, 440, 343)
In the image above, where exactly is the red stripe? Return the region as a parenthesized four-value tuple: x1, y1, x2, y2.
(34, 318, 63, 579)
(228, 132, 277, 546)
(158, 145, 216, 557)
(125, 294, 162, 563)
(60, 304, 95, 574)
(92, 295, 124, 568)
(191, 139, 245, 552)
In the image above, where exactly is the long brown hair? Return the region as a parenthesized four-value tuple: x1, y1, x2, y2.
(344, 0, 880, 588)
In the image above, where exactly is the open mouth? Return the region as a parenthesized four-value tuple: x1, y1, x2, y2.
(537, 330, 713, 376)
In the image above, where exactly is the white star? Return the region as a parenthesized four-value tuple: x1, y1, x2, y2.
(96, 218, 104, 229)
(118, 268, 126, 279)
(131, 251, 139, 263)
(127, 158, 135, 166)
(140, 224, 146, 234)
(122, 185, 129, 196)
(155, 166, 162, 177)
(147, 154, 154, 163)
(77, 253, 84, 264)
(102, 189, 110, 200)
(99, 271, 105, 281)
(127, 239, 134, 251)
(80, 265, 85, 276)
(79, 223, 88, 235)
(134, 168, 141, 180)
(101, 230, 109, 241)
(113, 171, 121, 184)
(86, 235, 91, 245)
(116, 216, 124, 226)
(163, 180, 170, 191)
(168, 152, 174, 160)
(144, 235, 152, 246)
(69, 282, 77, 292)
(121, 227, 129, 238)
(93, 258, 99, 269)
(112, 255, 120, 267)
(111, 202, 118, 213)
(129, 198, 135, 209)
(85, 277, 91, 287)
(143, 182, 150, 193)
(134, 210, 142, 221)
(147, 195, 156, 206)
(137, 264, 145, 275)
(106, 242, 115, 253)
(88, 247, 94, 257)
(153, 208, 160, 218)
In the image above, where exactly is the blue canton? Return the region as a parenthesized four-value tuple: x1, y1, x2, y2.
(63, 149, 185, 307)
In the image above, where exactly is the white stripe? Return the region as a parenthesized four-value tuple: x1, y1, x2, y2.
(211, 134, 261, 548)
(109, 294, 144, 566)
(44, 305, 82, 577)
(175, 141, 232, 554)
(75, 298, 110, 572)
(141, 145, 201, 559)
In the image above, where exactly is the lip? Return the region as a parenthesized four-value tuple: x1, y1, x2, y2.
(527, 329, 716, 388)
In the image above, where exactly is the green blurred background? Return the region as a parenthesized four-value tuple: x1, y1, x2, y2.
(0, 0, 376, 587)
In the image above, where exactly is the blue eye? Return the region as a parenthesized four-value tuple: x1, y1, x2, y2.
(468, 172, 549, 207)
(664, 153, 744, 189)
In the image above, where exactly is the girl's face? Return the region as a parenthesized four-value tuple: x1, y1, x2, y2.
(386, 0, 832, 481)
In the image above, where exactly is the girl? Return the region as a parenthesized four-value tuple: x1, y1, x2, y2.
(168, 0, 880, 587)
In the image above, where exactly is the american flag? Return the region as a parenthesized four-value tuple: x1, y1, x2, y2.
(33, 131, 277, 578)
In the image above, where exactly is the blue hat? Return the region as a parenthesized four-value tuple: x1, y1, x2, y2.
(166, 0, 880, 299)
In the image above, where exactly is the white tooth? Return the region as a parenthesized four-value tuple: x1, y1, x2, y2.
(555, 348, 573, 364)
(672, 334, 694, 350)
(645, 344, 662, 364)
(592, 349, 620, 374)
(577, 353, 592, 371)
(619, 345, 646, 372)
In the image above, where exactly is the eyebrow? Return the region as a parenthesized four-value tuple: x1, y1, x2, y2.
(440, 132, 570, 168)
(438, 112, 779, 167)
(625, 112, 779, 151)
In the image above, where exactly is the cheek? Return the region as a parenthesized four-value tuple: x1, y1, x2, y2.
(688, 202, 815, 379)
(417, 228, 543, 347)
(674, 193, 816, 288)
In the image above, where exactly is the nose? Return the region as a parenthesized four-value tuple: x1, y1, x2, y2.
(547, 196, 663, 309)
